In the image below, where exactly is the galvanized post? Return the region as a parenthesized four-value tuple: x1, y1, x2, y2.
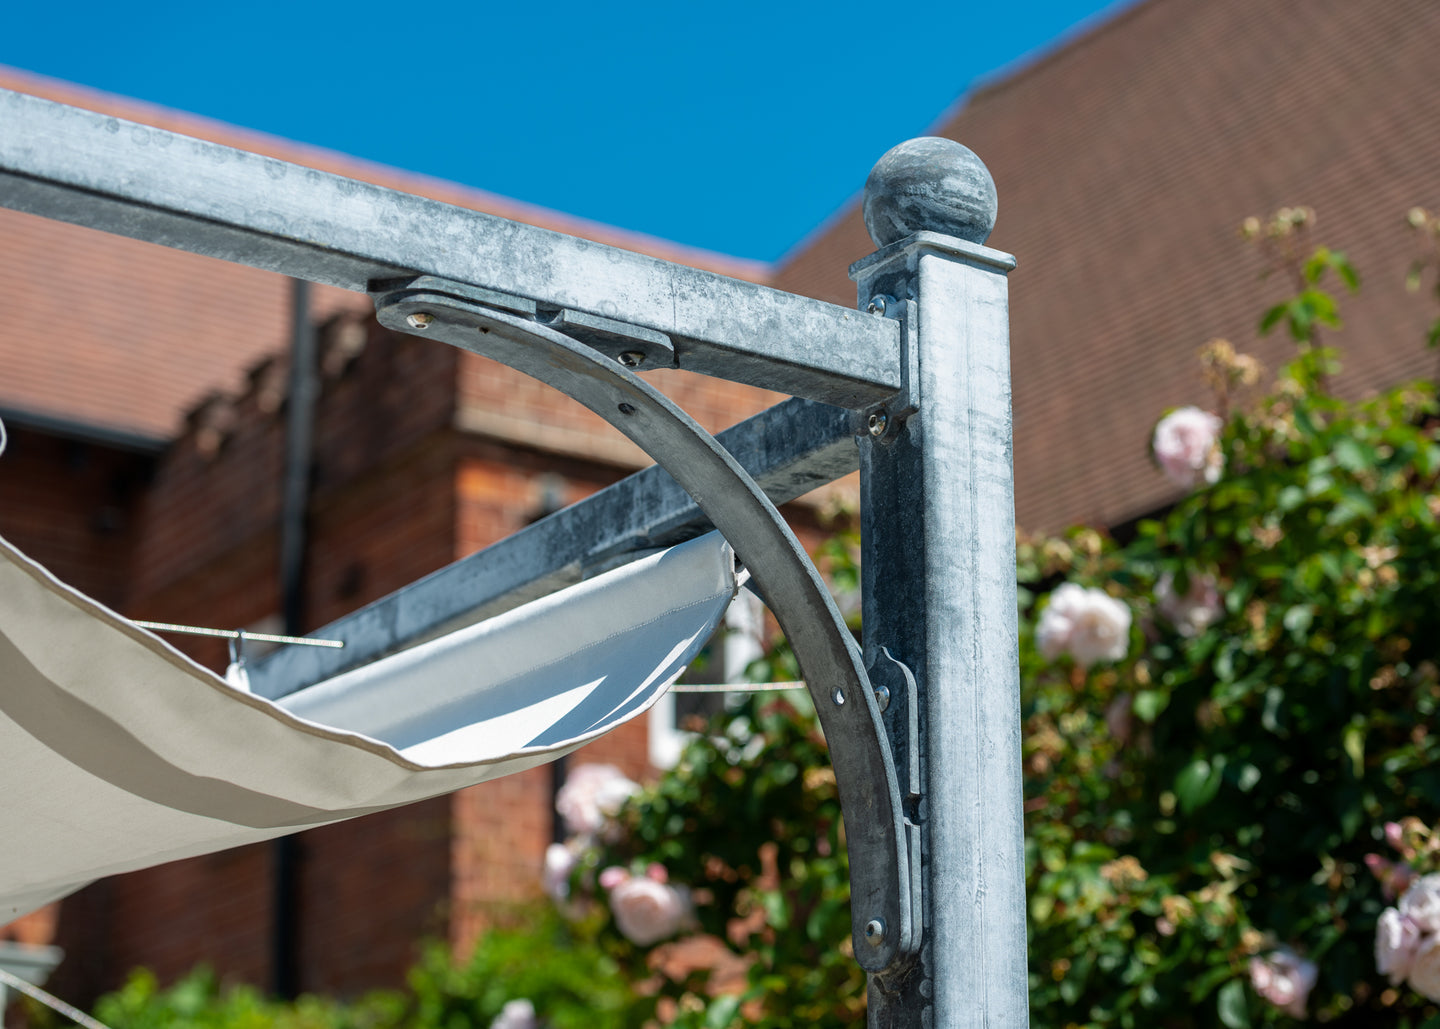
(852, 139, 1028, 1027)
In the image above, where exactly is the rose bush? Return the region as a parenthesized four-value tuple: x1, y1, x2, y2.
(1020, 208, 1440, 1027)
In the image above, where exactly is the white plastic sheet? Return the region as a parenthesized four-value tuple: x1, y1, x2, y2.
(0, 532, 735, 921)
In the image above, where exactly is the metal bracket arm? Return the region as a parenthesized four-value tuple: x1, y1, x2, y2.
(371, 281, 920, 973)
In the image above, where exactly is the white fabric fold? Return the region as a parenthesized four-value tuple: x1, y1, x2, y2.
(0, 532, 735, 921)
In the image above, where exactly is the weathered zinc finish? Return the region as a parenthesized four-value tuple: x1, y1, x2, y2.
(0, 87, 899, 408)
(1, 83, 1028, 1020)
(855, 139, 1029, 1027)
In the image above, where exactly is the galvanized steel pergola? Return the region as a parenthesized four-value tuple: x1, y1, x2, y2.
(0, 88, 1028, 1027)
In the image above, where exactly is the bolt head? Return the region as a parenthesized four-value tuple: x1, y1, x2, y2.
(867, 411, 888, 438)
(618, 350, 645, 368)
(405, 312, 434, 330)
(863, 137, 998, 248)
(864, 918, 885, 945)
(867, 295, 890, 316)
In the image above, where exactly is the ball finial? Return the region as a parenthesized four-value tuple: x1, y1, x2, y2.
(863, 137, 998, 248)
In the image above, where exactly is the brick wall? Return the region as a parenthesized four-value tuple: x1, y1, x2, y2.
(0, 424, 152, 608)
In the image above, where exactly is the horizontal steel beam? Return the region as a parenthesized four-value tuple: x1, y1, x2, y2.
(249, 397, 857, 700)
(0, 88, 900, 407)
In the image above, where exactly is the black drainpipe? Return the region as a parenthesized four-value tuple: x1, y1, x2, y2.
(272, 278, 317, 998)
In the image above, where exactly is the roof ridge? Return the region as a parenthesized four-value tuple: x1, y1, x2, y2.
(925, 0, 1153, 133)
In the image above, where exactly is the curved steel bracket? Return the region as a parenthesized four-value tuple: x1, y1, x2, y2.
(372, 280, 918, 973)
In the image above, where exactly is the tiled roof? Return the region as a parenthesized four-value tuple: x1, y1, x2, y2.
(775, 0, 1440, 530)
(0, 66, 768, 442)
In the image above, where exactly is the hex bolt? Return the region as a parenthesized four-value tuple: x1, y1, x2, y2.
(618, 351, 645, 368)
(865, 918, 886, 946)
(867, 411, 889, 438)
(405, 312, 434, 330)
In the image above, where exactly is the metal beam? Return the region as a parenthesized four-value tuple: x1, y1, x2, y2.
(248, 397, 856, 700)
(0, 88, 900, 408)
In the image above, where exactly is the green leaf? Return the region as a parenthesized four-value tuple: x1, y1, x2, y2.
(1133, 690, 1169, 723)
(1334, 252, 1360, 292)
(1277, 485, 1305, 512)
(1333, 437, 1369, 472)
(1344, 719, 1366, 777)
(704, 994, 741, 1029)
(1217, 979, 1252, 1029)
(1283, 605, 1314, 637)
(1259, 304, 1287, 335)
(1175, 756, 1226, 814)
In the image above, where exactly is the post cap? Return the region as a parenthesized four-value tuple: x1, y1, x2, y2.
(863, 137, 998, 248)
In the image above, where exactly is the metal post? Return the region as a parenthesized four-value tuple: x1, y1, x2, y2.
(853, 139, 1028, 1027)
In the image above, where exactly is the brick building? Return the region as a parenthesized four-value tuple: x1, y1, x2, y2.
(3, 0, 1439, 1006)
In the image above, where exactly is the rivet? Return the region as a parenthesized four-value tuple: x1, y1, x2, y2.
(617, 403, 637, 416)
(405, 312, 434, 330)
(867, 295, 889, 316)
(618, 351, 645, 368)
(831, 686, 846, 707)
(873, 682, 890, 712)
(865, 918, 885, 945)
(867, 411, 888, 438)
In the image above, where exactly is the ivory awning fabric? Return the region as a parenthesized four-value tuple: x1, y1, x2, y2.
(0, 532, 736, 922)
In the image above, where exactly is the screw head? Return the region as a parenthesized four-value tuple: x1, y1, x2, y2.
(618, 351, 645, 368)
(867, 411, 889, 438)
(865, 919, 885, 945)
(873, 682, 891, 712)
(405, 312, 434, 330)
(867, 295, 890, 316)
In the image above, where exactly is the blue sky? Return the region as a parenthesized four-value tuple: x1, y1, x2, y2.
(0, 1, 1133, 261)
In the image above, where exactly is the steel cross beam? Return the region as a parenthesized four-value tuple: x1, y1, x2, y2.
(0, 87, 899, 408)
(250, 396, 858, 700)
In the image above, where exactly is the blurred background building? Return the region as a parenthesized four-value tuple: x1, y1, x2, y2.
(1, 0, 1437, 1006)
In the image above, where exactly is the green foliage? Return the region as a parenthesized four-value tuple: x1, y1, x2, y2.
(1020, 216, 1440, 1027)
(89, 968, 403, 1029)
(404, 906, 638, 1029)
(591, 692, 866, 1027)
(87, 909, 636, 1029)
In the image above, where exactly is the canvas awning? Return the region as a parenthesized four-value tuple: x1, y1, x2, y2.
(0, 531, 736, 922)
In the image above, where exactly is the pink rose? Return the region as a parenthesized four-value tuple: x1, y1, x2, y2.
(1365, 853, 1417, 901)
(555, 763, 640, 840)
(1400, 873, 1440, 933)
(1152, 406, 1223, 488)
(1376, 907, 1422, 985)
(598, 865, 630, 891)
(1410, 935, 1440, 1002)
(607, 871, 693, 946)
(1155, 572, 1222, 637)
(1249, 948, 1317, 1019)
(1036, 583, 1131, 668)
